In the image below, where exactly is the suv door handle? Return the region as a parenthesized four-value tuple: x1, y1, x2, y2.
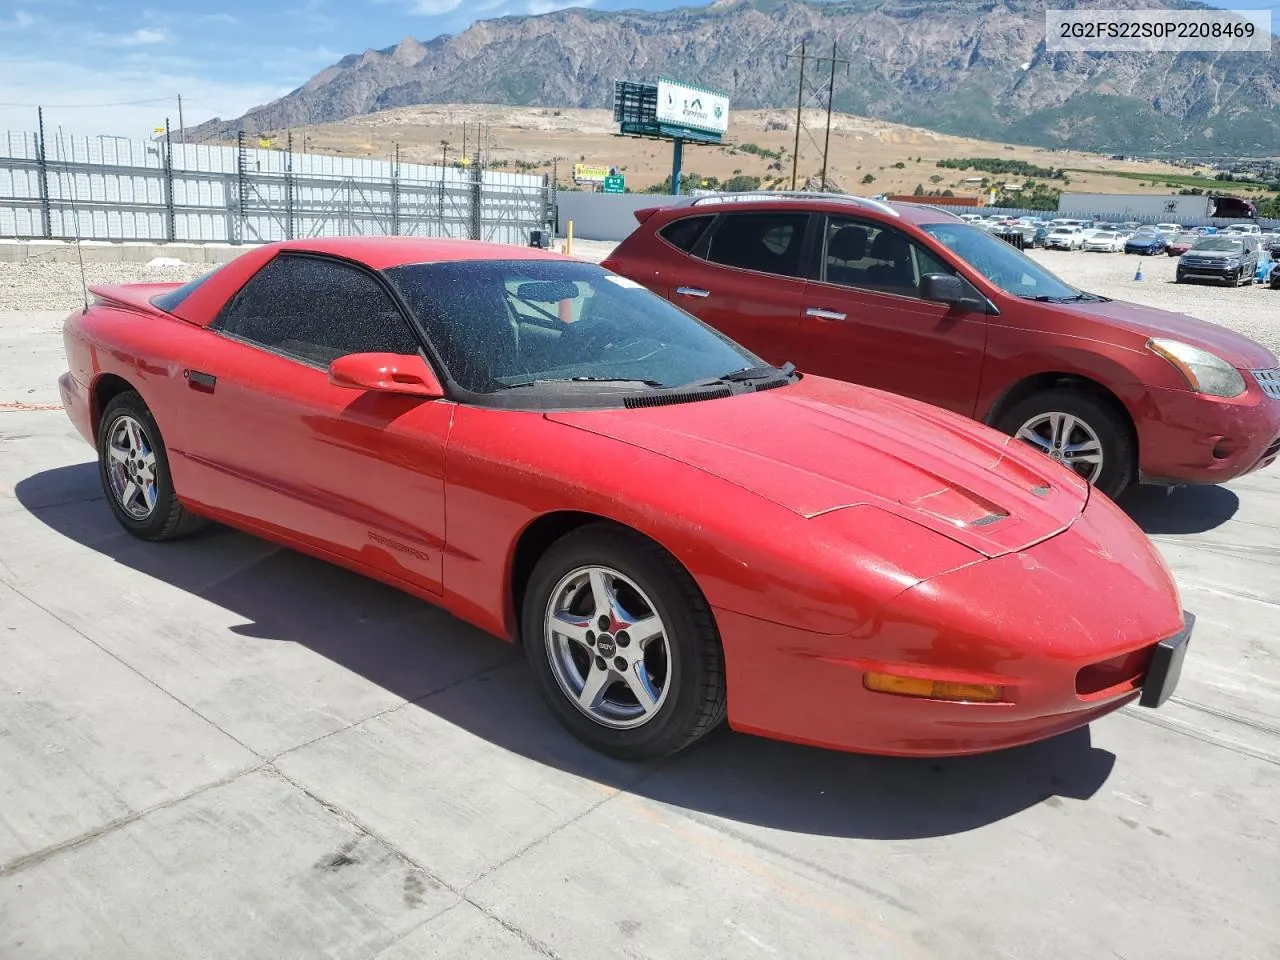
(805, 307, 847, 321)
(676, 286, 710, 298)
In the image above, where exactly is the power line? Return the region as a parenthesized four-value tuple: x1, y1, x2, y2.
(0, 96, 178, 108)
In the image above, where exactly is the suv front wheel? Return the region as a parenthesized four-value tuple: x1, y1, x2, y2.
(997, 389, 1135, 499)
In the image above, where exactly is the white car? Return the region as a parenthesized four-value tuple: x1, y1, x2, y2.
(1155, 222, 1182, 238)
(1222, 223, 1262, 236)
(1082, 229, 1125, 252)
(1044, 226, 1084, 249)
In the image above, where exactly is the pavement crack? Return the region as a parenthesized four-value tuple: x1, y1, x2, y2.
(265, 763, 566, 960)
(1121, 707, 1280, 766)
(0, 761, 265, 878)
(0, 579, 263, 761)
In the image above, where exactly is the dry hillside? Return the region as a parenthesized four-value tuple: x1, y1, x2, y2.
(241, 104, 1204, 197)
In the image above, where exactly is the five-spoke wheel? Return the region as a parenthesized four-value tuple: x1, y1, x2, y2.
(97, 391, 206, 540)
(523, 524, 726, 760)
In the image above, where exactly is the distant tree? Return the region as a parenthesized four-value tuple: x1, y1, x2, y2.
(913, 183, 925, 195)
(893, 161, 906, 169)
(861, 173, 876, 184)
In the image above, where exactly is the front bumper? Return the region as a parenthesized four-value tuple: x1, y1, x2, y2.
(1134, 381, 1280, 484)
(1177, 262, 1242, 282)
(717, 493, 1189, 757)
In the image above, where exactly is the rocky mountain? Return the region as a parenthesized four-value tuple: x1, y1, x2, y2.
(190, 0, 1280, 156)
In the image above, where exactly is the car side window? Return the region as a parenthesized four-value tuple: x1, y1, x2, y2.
(212, 254, 421, 367)
(822, 217, 953, 298)
(704, 212, 809, 277)
(658, 215, 714, 255)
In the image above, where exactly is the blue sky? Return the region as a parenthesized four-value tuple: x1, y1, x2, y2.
(0, 0, 1275, 137)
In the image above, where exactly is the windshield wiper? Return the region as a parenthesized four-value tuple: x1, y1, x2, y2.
(500, 376, 666, 389)
(1019, 292, 1108, 304)
(683, 361, 797, 388)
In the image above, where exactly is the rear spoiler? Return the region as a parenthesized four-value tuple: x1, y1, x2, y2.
(634, 206, 663, 224)
(86, 283, 175, 315)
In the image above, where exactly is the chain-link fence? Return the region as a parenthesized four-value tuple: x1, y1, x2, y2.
(0, 126, 556, 245)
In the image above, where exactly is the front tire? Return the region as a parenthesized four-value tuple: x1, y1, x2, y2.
(997, 389, 1135, 499)
(522, 524, 727, 760)
(97, 391, 206, 540)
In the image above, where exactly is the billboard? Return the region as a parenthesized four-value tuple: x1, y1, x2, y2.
(656, 78, 730, 136)
(573, 163, 610, 182)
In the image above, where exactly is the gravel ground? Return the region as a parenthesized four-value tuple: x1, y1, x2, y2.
(2, 240, 1275, 354)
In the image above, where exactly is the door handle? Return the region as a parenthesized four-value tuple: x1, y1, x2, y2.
(186, 369, 217, 394)
(805, 307, 847, 321)
(676, 286, 710, 298)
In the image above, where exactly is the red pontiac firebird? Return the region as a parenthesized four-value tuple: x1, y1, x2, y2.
(58, 237, 1193, 761)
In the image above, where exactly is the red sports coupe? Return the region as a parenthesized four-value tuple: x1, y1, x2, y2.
(58, 237, 1191, 760)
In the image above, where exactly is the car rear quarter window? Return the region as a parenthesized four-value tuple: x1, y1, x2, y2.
(704, 212, 809, 278)
(211, 254, 421, 367)
(658, 215, 714, 254)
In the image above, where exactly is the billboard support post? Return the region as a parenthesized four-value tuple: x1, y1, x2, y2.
(671, 138, 684, 196)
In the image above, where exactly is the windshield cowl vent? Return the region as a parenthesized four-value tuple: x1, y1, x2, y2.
(624, 387, 732, 409)
(750, 377, 792, 393)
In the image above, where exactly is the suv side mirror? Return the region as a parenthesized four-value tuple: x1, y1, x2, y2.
(328, 352, 444, 399)
(920, 273, 986, 313)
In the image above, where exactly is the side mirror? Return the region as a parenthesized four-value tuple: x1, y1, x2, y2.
(328, 352, 444, 399)
(921, 273, 987, 313)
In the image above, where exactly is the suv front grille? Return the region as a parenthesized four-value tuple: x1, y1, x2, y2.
(1252, 368, 1280, 400)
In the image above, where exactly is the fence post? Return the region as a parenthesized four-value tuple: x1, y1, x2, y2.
(469, 154, 482, 241)
(235, 131, 247, 245)
(285, 131, 294, 240)
(163, 119, 175, 242)
(391, 142, 400, 237)
(36, 107, 52, 239)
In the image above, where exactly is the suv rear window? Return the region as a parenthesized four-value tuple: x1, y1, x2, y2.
(659, 215, 713, 253)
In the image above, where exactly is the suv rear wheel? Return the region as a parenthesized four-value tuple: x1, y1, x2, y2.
(997, 389, 1134, 499)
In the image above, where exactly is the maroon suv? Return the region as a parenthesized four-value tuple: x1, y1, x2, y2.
(602, 193, 1280, 498)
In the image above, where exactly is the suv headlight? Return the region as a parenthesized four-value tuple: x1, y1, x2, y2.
(1148, 338, 1246, 398)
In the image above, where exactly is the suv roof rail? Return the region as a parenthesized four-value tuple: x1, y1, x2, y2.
(681, 191, 901, 218)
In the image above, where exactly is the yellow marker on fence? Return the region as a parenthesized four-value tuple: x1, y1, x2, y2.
(567, 219, 573, 256)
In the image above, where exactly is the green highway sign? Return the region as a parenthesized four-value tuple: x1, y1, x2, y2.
(603, 174, 625, 193)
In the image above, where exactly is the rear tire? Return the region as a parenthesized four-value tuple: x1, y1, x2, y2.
(97, 391, 206, 541)
(997, 388, 1135, 500)
(522, 523, 727, 761)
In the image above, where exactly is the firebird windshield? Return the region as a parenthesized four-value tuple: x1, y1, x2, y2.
(385, 259, 765, 397)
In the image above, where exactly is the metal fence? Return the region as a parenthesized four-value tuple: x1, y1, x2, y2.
(0, 127, 555, 245)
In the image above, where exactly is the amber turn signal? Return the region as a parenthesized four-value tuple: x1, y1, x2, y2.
(863, 672, 1003, 703)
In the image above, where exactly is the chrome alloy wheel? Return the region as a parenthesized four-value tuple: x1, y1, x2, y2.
(544, 565, 672, 729)
(105, 414, 160, 519)
(1015, 411, 1104, 483)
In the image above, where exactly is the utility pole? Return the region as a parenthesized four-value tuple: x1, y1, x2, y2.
(786, 38, 851, 192)
(177, 93, 185, 144)
(786, 41, 808, 190)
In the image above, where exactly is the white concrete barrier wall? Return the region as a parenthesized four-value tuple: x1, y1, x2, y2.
(556, 193, 679, 242)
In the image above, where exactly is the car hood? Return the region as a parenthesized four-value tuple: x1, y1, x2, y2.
(1183, 249, 1243, 259)
(547, 377, 1088, 559)
(1054, 297, 1277, 368)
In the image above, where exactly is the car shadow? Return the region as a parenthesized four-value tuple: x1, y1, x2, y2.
(15, 462, 1118, 841)
(1118, 483, 1240, 535)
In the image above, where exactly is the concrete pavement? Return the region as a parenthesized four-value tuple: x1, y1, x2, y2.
(1, 309, 1278, 959)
